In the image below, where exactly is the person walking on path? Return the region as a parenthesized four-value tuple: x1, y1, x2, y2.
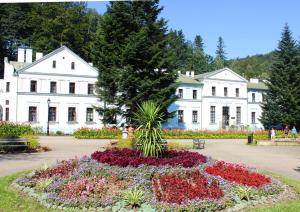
(291, 126, 297, 140)
(284, 126, 289, 140)
(271, 128, 276, 140)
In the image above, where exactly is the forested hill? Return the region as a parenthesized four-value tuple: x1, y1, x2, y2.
(228, 52, 274, 79)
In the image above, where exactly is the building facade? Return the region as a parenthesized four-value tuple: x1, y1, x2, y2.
(0, 46, 267, 133)
(0, 46, 103, 133)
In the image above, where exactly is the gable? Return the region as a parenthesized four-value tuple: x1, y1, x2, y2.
(18, 46, 98, 77)
(207, 68, 247, 82)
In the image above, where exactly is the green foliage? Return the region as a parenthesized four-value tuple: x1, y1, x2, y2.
(215, 36, 226, 69)
(134, 101, 164, 157)
(167, 141, 192, 150)
(116, 139, 133, 149)
(21, 135, 40, 150)
(235, 186, 254, 201)
(73, 128, 121, 139)
(260, 24, 300, 129)
(122, 187, 145, 208)
(35, 178, 53, 192)
(0, 123, 34, 138)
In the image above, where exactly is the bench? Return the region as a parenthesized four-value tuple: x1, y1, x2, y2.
(193, 139, 205, 149)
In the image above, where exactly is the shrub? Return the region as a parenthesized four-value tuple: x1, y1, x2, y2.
(167, 141, 192, 150)
(74, 127, 121, 139)
(235, 186, 254, 201)
(0, 122, 34, 138)
(21, 135, 40, 150)
(35, 178, 53, 192)
(134, 101, 164, 157)
(205, 161, 271, 187)
(91, 148, 207, 167)
(117, 139, 133, 149)
(123, 187, 145, 208)
(152, 170, 224, 204)
(55, 131, 63, 136)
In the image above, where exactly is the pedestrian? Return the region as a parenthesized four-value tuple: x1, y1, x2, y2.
(284, 126, 289, 140)
(271, 128, 276, 140)
(291, 126, 297, 140)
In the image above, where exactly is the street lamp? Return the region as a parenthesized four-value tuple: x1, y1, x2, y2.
(47, 98, 51, 136)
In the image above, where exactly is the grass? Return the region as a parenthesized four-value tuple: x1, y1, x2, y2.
(0, 171, 299, 212)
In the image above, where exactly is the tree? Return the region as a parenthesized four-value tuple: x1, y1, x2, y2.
(194, 35, 204, 52)
(215, 36, 226, 69)
(93, 1, 177, 125)
(260, 24, 300, 129)
(0, 34, 4, 79)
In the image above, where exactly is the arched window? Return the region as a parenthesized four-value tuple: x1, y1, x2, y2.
(71, 62, 75, 70)
(52, 60, 56, 68)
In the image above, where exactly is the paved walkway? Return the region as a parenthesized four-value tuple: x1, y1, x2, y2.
(0, 137, 299, 180)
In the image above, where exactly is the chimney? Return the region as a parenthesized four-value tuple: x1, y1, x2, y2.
(88, 62, 93, 67)
(186, 71, 190, 77)
(190, 71, 194, 78)
(17, 48, 25, 62)
(177, 70, 181, 74)
(25, 48, 32, 63)
(36, 52, 43, 61)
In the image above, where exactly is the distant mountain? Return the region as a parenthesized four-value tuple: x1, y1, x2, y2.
(228, 52, 274, 80)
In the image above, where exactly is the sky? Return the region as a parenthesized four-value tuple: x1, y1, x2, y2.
(88, 0, 300, 59)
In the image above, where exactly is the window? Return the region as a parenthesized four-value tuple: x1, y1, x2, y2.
(49, 107, 56, 122)
(69, 82, 75, 94)
(6, 82, 10, 92)
(236, 88, 239, 97)
(30, 80, 37, 92)
(193, 90, 197, 99)
(68, 107, 76, 122)
(88, 84, 94, 95)
(212, 86, 216, 96)
(50, 81, 57, 93)
(251, 112, 256, 124)
(5, 108, 9, 121)
(52, 60, 56, 68)
(5, 100, 9, 105)
(28, 106, 37, 122)
(192, 111, 198, 123)
(224, 87, 228, 96)
(86, 108, 94, 122)
(252, 93, 256, 102)
(210, 106, 216, 123)
(178, 110, 184, 123)
(236, 107, 241, 125)
(71, 62, 75, 70)
(178, 89, 183, 99)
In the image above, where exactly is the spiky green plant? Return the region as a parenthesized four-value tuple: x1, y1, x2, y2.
(123, 187, 145, 208)
(134, 101, 164, 157)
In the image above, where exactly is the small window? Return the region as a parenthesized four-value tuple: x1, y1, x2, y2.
(30, 80, 37, 92)
(69, 82, 75, 94)
(68, 107, 76, 122)
(193, 90, 197, 99)
(212, 86, 216, 96)
(49, 107, 56, 122)
(224, 87, 228, 97)
(50, 81, 57, 93)
(6, 82, 10, 92)
(210, 106, 216, 123)
(251, 112, 256, 124)
(5, 100, 9, 105)
(5, 108, 9, 121)
(88, 84, 94, 95)
(192, 111, 198, 123)
(236, 107, 241, 125)
(71, 62, 75, 70)
(252, 93, 256, 102)
(52, 60, 56, 68)
(178, 110, 184, 123)
(178, 89, 183, 99)
(236, 88, 239, 97)
(28, 106, 37, 122)
(86, 108, 94, 122)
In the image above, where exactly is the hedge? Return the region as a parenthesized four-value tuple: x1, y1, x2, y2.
(74, 128, 287, 140)
(0, 122, 34, 139)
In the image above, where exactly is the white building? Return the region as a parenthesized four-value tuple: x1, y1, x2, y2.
(163, 68, 267, 130)
(0, 46, 267, 133)
(0, 46, 103, 133)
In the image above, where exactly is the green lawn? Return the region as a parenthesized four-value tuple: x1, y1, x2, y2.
(0, 171, 299, 212)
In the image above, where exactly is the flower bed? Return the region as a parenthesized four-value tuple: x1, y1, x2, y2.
(13, 148, 285, 211)
(74, 127, 121, 139)
(91, 148, 207, 167)
(205, 161, 271, 187)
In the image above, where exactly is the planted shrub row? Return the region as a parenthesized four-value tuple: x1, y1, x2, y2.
(0, 122, 34, 138)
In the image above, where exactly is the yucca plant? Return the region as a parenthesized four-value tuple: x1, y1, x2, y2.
(134, 101, 164, 157)
(123, 187, 145, 208)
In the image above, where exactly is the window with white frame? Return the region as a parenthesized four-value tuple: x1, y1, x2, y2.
(69, 82, 75, 94)
(178, 89, 183, 99)
(251, 112, 256, 124)
(192, 110, 198, 123)
(88, 84, 94, 95)
(252, 93, 256, 102)
(193, 90, 197, 99)
(236, 107, 241, 125)
(224, 87, 228, 97)
(6, 82, 10, 92)
(210, 106, 216, 123)
(52, 60, 56, 68)
(49, 107, 56, 122)
(212, 86, 216, 96)
(50, 81, 57, 93)
(178, 110, 184, 123)
(5, 108, 9, 121)
(68, 107, 76, 122)
(86, 108, 94, 122)
(30, 80, 37, 92)
(236, 88, 239, 97)
(28, 106, 37, 122)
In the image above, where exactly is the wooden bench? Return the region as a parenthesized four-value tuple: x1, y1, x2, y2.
(193, 139, 205, 149)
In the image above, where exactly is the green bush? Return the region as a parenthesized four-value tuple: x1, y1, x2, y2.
(74, 127, 121, 139)
(123, 187, 145, 208)
(167, 141, 192, 150)
(117, 139, 133, 149)
(22, 135, 40, 150)
(0, 122, 34, 138)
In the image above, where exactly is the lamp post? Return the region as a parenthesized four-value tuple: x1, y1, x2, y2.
(47, 98, 51, 136)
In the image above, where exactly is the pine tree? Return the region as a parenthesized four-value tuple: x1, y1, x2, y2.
(260, 24, 300, 128)
(215, 36, 226, 69)
(194, 35, 204, 51)
(93, 1, 177, 125)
